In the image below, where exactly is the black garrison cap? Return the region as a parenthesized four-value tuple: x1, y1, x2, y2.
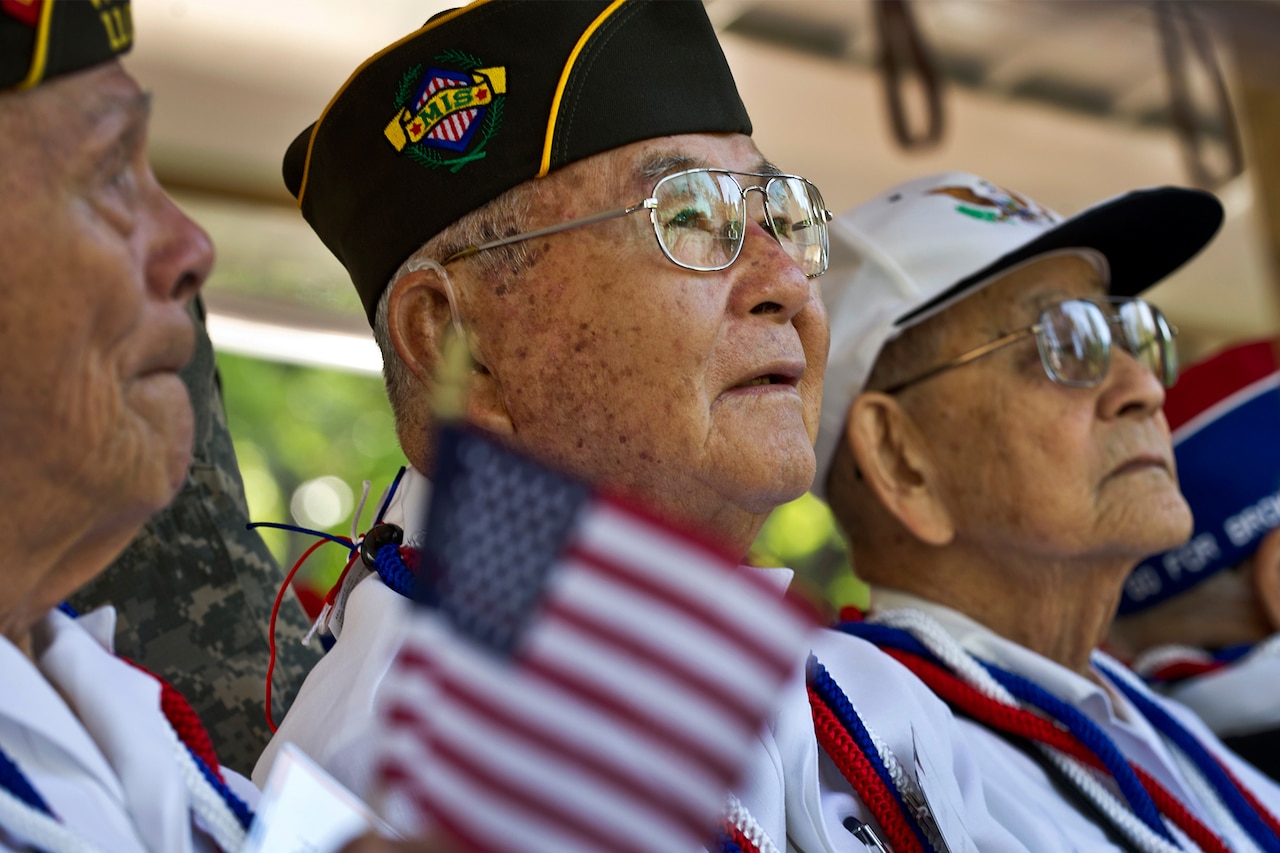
(283, 0, 753, 325)
(1, 0, 132, 90)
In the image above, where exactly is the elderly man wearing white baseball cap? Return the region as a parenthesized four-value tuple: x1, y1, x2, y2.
(812, 172, 1280, 851)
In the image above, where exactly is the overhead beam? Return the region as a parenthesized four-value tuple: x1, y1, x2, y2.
(1208, 1, 1280, 332)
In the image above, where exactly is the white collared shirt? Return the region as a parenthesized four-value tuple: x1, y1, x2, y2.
(0, 607, 256, 852)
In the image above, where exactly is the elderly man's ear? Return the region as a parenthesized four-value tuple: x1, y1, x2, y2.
(845, 393, 956, 547)
(1249, 525, 1280, 631)
(386, 267, 514, 437)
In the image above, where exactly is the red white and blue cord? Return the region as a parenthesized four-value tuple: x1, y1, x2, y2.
(716, 792, 779, 853)
(844, 607, 1280, 853)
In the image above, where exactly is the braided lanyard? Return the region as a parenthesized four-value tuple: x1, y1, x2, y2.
(840, 608, 1280, 853)
(808, 655, 941, 853)
(715, 793, 779, 853)
(0, 609, 252, 853)
(1096, 656, 1280, 852)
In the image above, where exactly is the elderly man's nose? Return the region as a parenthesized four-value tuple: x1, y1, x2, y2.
(1100, 346, 1166, 419)
(149, 195, 214, 303)
(731, 218, 813, 320)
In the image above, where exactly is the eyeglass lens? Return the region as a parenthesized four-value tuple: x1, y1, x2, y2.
(1035, 299, 1176, 388)
(651, 171, 828, 276)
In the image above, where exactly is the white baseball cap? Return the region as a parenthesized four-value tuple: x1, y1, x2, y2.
(813, 171, 1224, 500)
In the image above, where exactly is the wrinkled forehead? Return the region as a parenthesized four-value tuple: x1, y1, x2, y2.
(942, 249, 1110, 334)
(0, 62, 144, 153)
(570, 132, 774, 200)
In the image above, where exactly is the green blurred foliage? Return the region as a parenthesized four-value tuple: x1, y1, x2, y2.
(216, 352, 864, 611)
(216, 353, 406, 593)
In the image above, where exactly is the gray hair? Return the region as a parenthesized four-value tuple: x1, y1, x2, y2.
(372, 180, 544, 434)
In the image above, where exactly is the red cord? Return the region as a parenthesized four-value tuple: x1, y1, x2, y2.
(125, 660, 223, 780)
(723, 821, 759, 853)
(324, 549, 364, 610)
(265, 538, 342, 733)
(884, 648, 1232, 853)
(808, 685, 926, 853)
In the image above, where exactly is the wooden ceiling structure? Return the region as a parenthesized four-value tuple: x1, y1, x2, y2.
(123, 0, 1280, 373)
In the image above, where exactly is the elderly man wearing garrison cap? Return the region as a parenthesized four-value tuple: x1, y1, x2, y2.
(0, 1, 267, 849)
(255, 2, 1024, 850)
(1109, 340, 1280, 782)
(816, 172, 1280, 850)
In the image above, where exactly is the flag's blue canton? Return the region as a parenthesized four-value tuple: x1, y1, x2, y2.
(421, 426, 591, 656)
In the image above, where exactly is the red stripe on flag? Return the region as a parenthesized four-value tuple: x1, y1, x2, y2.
(519, 653, 740, 783)
(539, 597, 759, 730)
(384, 694, 715, 841)
(392, 643, 439, 676)
(378, 761, 508, 853)
(587, 499, 820, 628)
(566, 543, 797, 678)
(415, 725, 675, 853)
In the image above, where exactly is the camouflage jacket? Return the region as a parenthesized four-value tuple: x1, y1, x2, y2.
(71, 297, 319, 775)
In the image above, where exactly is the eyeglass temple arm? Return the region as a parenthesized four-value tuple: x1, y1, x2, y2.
(880, 326, 1038, 395)
(444, 199, 656, 263)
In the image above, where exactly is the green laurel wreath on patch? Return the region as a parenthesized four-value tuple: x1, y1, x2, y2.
(435, 49, 483, 71)
(399, 53, 504, 174)
(394, 64, 423, 110)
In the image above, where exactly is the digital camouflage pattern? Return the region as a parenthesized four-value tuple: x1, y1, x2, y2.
(71, 297, 319, 774)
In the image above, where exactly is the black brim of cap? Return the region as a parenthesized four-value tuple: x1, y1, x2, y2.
(897, 186, 1225, 327)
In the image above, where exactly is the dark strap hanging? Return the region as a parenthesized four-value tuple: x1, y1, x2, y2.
(1155, 1, 1245, 190)
(875, 0, 946, 151)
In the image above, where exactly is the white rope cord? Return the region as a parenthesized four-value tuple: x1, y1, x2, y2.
(871, 609, 1011, 703)
(1169, 746, 1260, 853)
(351, 479, 374, 542)
(864, 719, 914, 806)
(0, 786, 103, 853)
(724, 792, 780, 853)
(1131, 645, 1216, 680)
(162, 725, 248, 853)
(1045, 749, 1189, 853)
(853, 709, 948, 850)
(1098, 658, 1258, 853)
(868, 608, 1192, 853)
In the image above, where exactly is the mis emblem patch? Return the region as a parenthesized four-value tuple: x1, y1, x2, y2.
(927, 182, 1057, 225)
(385, 51, 505, 174)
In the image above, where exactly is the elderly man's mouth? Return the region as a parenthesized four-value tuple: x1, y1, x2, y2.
(1108, 454, 1171, 479)
(736, 374, 798, 389)
(725, 362, 804, 396)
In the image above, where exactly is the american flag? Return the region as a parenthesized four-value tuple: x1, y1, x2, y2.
(371, 425, 818, 853)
